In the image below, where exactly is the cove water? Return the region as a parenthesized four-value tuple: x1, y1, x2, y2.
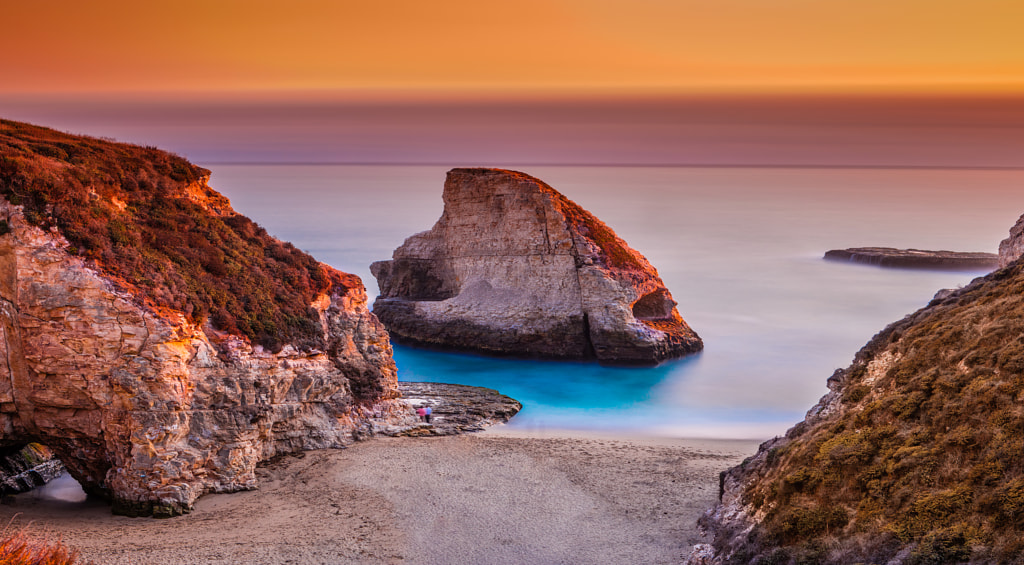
(209, 164, 1024, 439)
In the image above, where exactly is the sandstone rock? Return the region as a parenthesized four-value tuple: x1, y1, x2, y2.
(998, 212, 1024, 267)
(371, 168, 702, 365)
(824, 247, 998, 270)
(0, 121, 415, 516)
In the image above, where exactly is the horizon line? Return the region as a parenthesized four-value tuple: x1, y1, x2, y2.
(198, 161, 1024, 172)
(4, 89, 1024, 104)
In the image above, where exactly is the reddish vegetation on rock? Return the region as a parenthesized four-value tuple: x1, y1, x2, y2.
(0, 120, 412, 516)
(371, 168, 701, 365)
(0, 118, 350, 352)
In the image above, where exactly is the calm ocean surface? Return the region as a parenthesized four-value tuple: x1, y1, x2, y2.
(208, 164, 1024, 439)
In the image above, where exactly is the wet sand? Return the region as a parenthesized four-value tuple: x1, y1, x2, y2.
(0, 430, 760, 565)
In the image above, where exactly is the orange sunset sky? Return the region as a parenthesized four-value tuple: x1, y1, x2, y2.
(3, 0, 1024, 97)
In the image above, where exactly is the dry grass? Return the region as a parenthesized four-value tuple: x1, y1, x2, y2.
(716, 260, 1024, 564)
(0, 521, 90, 565)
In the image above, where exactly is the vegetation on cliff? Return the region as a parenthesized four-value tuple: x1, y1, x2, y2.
(714, 260, 1024, 564)
(0, 119, 354, 351)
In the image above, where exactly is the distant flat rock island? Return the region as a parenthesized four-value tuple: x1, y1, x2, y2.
(824, 247, 998, 270)
(371, 168, 702, 365)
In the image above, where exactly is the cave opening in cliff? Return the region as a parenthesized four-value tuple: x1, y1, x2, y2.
(631, 289, 675, 320)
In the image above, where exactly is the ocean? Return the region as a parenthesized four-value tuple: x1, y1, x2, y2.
(207, 164, 1024, 439)
(5, 95, 1023, 439)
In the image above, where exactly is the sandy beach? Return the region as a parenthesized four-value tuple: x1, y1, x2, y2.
(0, 430, 760, 565)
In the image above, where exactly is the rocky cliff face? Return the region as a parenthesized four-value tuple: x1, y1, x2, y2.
(0, 119, 412, 516)
(0, 443, 64, 494)
(371, 168, 702, 365)
(998, 213, 1024, 268)
(689, 259, 1024, 564)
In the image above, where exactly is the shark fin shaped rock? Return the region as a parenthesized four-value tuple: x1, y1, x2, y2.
(371, 168, 702, 365)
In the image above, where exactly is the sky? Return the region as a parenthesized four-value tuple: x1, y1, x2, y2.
(3, 0, 1023, 168)
(3, 0, 1024, 97)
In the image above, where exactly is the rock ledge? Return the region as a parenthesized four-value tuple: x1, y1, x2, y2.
(388, 382, 522, 436)
(824, 247, 997, 270)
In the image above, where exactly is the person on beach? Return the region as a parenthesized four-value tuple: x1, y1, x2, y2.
(416, 406, 426, 422)
(424, 406, 432, 424)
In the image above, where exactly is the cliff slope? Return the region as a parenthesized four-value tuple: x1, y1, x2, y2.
(0, 119, 411, 516)
(371, 168, 702, 365)
(690, 257, 1024, 564)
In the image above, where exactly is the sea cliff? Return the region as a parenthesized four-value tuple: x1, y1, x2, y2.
(689, 255, 1024, 563)
(371, 168, 702, 365)
(0, 119, 413, 516)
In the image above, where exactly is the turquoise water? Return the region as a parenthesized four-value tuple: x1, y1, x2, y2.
(209, 164, 1024, 439)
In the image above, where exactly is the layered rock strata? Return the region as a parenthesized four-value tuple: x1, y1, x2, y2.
(689, 257, 1024, 564)
(371, 168, 702, 365)
(0, 443, 64, 495)
(0, 120, 413, 516)
(825, 247, 998, 270)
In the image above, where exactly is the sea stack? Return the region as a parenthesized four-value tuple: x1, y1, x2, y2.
(0, 119, 411, 516)
(370, 168, 702, 365)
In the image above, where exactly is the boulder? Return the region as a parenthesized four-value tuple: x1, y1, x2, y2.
(371, 168, 701, 365)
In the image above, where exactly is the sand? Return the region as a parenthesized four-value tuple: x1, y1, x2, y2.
(0, 430, 761, 565)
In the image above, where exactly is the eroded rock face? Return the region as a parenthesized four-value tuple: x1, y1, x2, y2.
(998, 212, 1024, 267)
(0, 443, 64, 494)
(0, 187, 411, 517)
(371, 168, 701, 365)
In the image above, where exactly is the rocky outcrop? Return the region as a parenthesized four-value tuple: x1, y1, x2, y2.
(689, 257, 1024, 564)
(0, 443, 64, 495)
(0, 120, 414, 516)
(392, 382, 522, 436)
(825, 247, 998, 270)
(998, 213, 1024, 267)
(371, 168, 702, 365)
